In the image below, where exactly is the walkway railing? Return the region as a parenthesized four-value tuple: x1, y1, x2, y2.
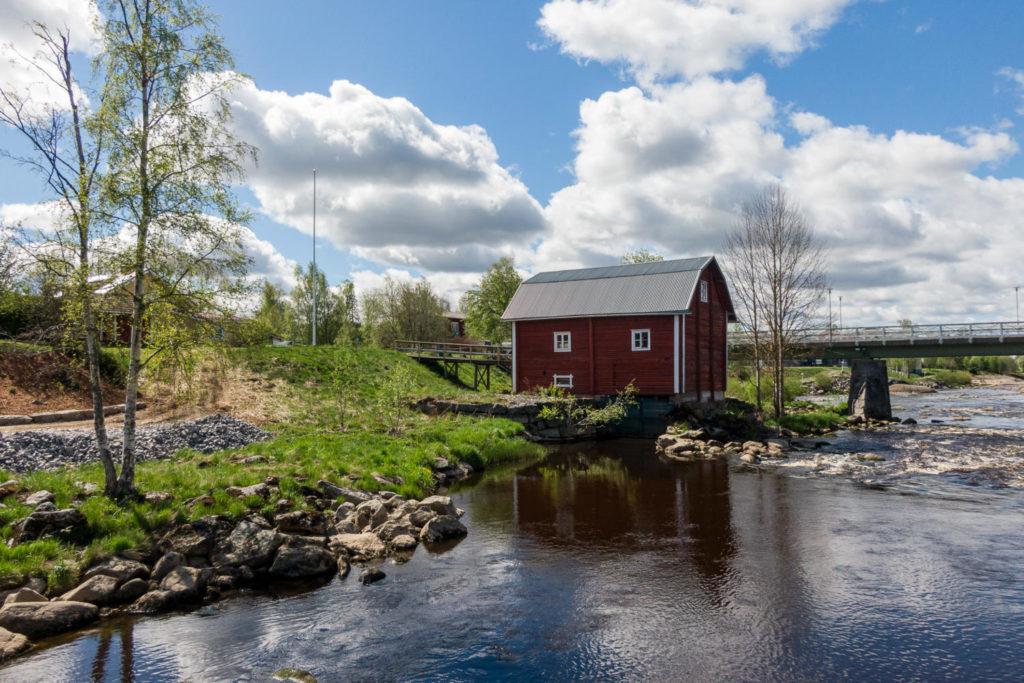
(730, 320, 1024, 347)
(393, 339, 511, 364)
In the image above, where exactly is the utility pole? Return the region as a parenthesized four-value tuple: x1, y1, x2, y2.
(839, 295, 843, 329)
(1016, 286, 1020, 323)
(312, 169, 317, 347)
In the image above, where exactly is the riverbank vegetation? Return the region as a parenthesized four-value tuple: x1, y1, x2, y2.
(0, 345, 540, 587)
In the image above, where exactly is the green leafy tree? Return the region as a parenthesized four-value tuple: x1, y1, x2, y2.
(362, 276, 448, 347)
(289, 263, 355, 345)
(99, 0, 254, 497)
(464, 257, 521, 343)
(621, 249, 664, 264)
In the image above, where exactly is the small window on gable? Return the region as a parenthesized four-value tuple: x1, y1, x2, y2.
(700, 280, 709, 303)
(554, 331, 571, 352)
(631, 328, 651, 351)
(553, 374, 573, 388)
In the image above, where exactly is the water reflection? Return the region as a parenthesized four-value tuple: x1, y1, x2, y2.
(5, 435, 1024, 681)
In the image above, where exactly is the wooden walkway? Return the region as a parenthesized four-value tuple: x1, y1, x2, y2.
(394, 340, 511, 390)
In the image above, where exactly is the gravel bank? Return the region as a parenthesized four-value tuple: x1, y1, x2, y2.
(0, 415, 271, 473)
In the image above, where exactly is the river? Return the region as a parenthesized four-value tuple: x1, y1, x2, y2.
(3, 385, 1023, 681)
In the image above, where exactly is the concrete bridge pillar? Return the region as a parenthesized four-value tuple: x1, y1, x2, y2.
(848, 359, 892, 420)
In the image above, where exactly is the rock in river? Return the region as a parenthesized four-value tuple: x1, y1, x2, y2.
(330, 532, 386, 558)
(359, 568, 386, 585)
(84, 557, 150, 584)
(419, 515, 468, 544)
(0, 600, 98, 639)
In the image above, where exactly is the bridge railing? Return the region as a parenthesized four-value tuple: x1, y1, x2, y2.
(393, 339, 511, 363)
(730, 320, 1024, 347)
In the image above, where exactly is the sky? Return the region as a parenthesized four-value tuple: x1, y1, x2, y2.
(1, 0, 1023, 325)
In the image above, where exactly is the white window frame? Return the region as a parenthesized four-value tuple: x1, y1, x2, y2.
(553, 374, 573, 388)
(700, 280, 709, 303)
(553, 331, 572, 352)
(631, 328, 651, 352)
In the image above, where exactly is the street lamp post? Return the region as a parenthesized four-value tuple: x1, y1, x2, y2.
(828, 287, 833, 345)
(1016, 286, 1020, 323)
(312, 169, 317, 347)
(839, 295, 843, 330)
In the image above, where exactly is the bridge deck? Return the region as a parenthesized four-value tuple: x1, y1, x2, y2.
(730, 321, 1024, 359)
(394, 340, 511, 389)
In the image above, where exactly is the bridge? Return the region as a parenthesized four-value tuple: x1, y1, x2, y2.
(393, 339, 511, 390)
(729, 320, 1024, 359)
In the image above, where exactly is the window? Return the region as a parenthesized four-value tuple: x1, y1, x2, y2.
(631, 328, 651, 351)
(700, 280, 709, 303)
(553, 374, 573, 388)
(553, 331, 572, 352)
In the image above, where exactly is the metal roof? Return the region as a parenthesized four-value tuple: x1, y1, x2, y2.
(502, 257, 714, 321)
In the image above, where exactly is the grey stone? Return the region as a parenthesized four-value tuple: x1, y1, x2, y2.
(391, 534, 418, 550)
(408, 508, 436, 528)
(3, 588, 47, 605)
(151, 552, 184, 583)
(9, 508, 87, 545)
(359, 568, 386, 585)
(0, 626, 29, 660)
(23, 490, 54, 506)
(0, 601, 98, 639)
(213, 520, 282, 568)
(225, 482, 271, 499)
(84, 557, 149, 584)
(268, 545, 336, 579)
(419, 515, 468, 544)
(318, 480, 369, 504)
(159, 566, 209, 599)
(329, 532, 386, 558)
(60, 574, 120, 606)
(113, 578, 149, 604)
(418, 495, 457, 517)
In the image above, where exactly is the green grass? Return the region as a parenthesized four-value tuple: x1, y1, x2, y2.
(767, 408, 847, 434)
(0, 344, 538, 586)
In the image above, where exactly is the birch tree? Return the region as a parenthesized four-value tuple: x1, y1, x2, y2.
(0, 22, 123, 493)
(99, 0, 253, 497)
(726, 185, 828, 418)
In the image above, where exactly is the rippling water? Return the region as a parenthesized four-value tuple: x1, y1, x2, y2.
(4, 388, 1024, 682)
(781, 386, 1024, 491)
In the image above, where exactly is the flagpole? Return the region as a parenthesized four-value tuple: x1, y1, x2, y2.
(312, 169, 317, 346)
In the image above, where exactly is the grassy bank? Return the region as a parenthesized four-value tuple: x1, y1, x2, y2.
(0, 345, 541, 588)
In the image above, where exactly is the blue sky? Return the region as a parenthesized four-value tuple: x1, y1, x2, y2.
(2, 0, 1024, 323)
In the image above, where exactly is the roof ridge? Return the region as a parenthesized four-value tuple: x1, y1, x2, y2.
(523, 255, 712, 284)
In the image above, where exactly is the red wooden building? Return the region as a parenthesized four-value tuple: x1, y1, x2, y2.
(501, 256, 736, 402)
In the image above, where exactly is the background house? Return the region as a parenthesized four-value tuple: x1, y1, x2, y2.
(501, 257, 736, 401)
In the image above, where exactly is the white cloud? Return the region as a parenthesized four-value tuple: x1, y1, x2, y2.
(999, 67, 1024, 114)
(0, 0, 101, 115)
(538, 76, 1024, 324)
(538, 0, 855, 83)
(227, 78, 547, 277)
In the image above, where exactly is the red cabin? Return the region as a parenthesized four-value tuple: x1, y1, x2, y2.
(501, 256, 736, 402)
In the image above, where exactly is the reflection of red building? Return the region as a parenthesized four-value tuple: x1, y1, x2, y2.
(502, 257, 736, 401)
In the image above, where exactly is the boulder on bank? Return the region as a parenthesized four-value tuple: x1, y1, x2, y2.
(0, 627, 29, 660)
(114, 578, 149, 604)
(359, 567, 385, 585)
(9, 508, 88, 545)
(84, 557, 149, 584)
(269, 545, 336, 579)
(330, 532, 386, 558)
(0, 600, 98, 639)
(158, 516, 232, 558)
(60, 574, 120, 606)
(2, 588, 47, 606)
(159, 566, 210, 600)
(213, 519, 283, 568)
(418, 495, 457, 517)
